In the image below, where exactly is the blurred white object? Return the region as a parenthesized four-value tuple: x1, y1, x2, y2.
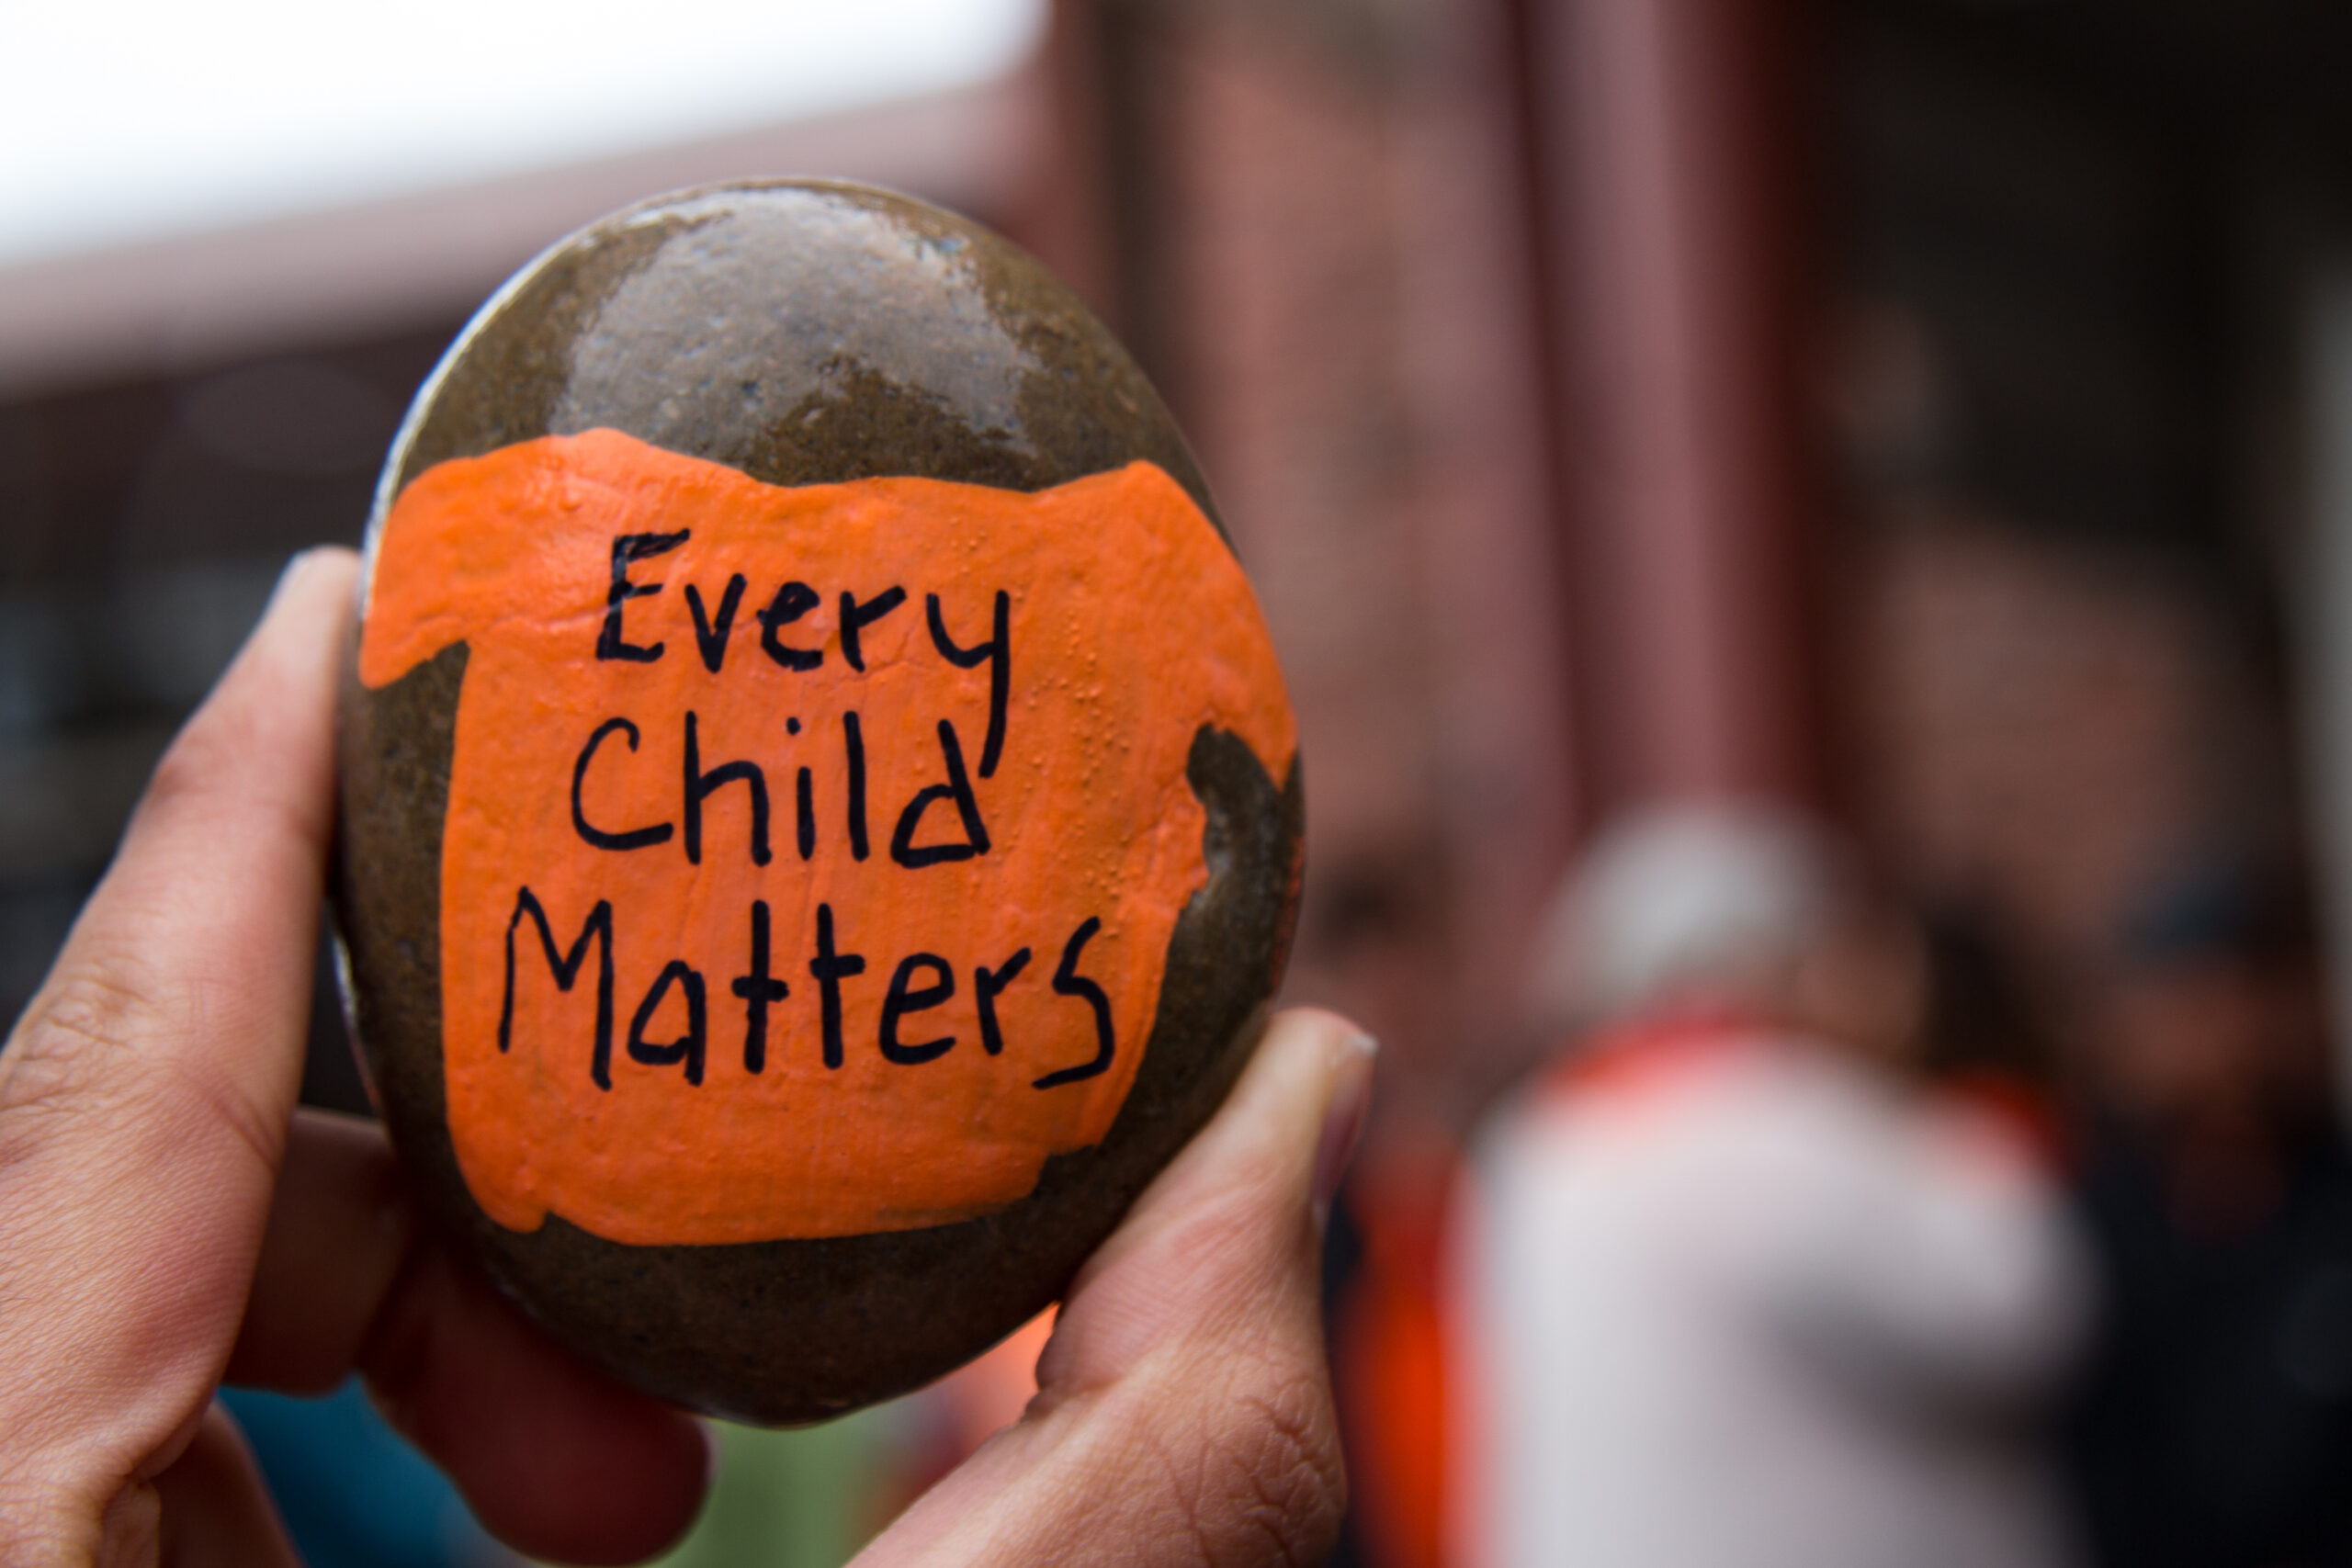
(1458, 806, 2089, 1568)
(1522, 801, 1839, 1035)
(0, 0, 1047, 395)
(0, 0, 1044, 267)
(1453, 1036, 2089, 1568)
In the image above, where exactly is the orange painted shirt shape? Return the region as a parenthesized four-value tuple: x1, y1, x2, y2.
(358, 429, 1295, 1245)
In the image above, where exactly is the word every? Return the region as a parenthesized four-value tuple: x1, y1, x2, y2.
(580, 530, 1010, 867)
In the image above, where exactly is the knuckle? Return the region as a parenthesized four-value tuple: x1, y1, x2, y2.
(1184, 1356, 1346, 1568)
(0, 949, 280, 1183)
(0, 951, 163, 1125)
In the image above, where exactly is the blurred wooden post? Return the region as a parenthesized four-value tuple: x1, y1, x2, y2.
(1004, 0, 1171, 392)
(1520, 0, 1826, 820)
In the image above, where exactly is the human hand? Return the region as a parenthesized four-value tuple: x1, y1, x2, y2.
(0, 547, 1372, 1567)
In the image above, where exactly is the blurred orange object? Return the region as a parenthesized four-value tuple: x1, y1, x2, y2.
(1333, 1135, 1458, 1568)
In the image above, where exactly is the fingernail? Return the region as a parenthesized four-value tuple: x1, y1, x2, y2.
(1312, 1033, 1377, 1230)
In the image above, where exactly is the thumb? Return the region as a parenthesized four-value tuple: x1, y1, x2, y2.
(861, 1007, 1376, 1568)
(1041, 1006, 1376, 1399)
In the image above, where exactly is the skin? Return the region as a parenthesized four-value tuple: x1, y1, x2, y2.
(0, 548, 1373, 1568)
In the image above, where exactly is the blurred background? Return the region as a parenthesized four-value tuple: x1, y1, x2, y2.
(14, 0, 2352, 1563)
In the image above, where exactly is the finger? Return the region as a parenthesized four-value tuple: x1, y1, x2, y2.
(224, 1109, 413, 1393)
(360, 1241, 711, 1565)
(0, 550, 356, 1542)
(225, 1110, 707, 1563)
(148, 1405, 301, 1568)
(860, 1007, 1376, 1568)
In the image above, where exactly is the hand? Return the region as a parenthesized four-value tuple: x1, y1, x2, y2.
(0, 547, 1372, 1568)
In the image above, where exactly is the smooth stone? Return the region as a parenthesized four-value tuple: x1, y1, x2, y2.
(333, 180, 1304, 1424)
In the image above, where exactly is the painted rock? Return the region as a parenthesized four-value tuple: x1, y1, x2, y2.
(334, 180, 1303, 1425)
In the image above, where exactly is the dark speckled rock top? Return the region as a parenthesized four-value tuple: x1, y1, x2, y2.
(333, 179, 1304, 1424)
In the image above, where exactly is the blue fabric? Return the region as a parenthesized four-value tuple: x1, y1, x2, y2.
(220, 1381, 487, 1568)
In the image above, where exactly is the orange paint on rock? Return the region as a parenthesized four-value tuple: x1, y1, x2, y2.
(359, 429, 1294, 1245)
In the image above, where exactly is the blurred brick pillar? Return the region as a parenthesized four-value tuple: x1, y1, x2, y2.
(1033, 0, 1578, 1101)
(988, 0, 1121, 327)
(1520, 0, 1827, 818)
